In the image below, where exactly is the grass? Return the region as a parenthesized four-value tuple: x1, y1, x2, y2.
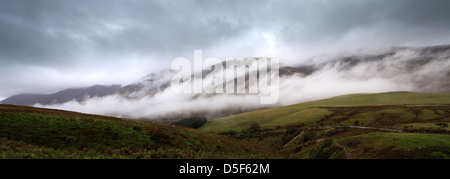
(200, 91, 450, 159)
(311, 91, 450, 106)
(333, 132, 450, 159)
(398, 122, 450, 131)
(201, 92, 450, 133)
(0, 105, 278, 159)
(418, 109, 440, 120)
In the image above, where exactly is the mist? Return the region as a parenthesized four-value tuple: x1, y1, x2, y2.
(34, 46, 450, 120)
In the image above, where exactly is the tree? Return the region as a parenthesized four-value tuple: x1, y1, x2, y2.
(171, 116, 207, 129)
(298, 130, 317, 144)
(435, 123, 449, 130)
(248, 122, 261, 132)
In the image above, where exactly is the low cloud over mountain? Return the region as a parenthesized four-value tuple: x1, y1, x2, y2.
(35, 45, 450, 120)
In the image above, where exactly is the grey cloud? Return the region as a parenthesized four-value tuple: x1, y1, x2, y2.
(0, 0, 255, 63)
(277, 0, 450, 49)
(3, 0, 450, 65)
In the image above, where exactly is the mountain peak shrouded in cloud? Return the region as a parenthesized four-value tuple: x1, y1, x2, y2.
(33, 45, 450, 120)
(1, 0, 450, 100)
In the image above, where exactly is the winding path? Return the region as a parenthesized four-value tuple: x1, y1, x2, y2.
(338, 126, 402, 132)
(332, 139, 352, 159)
(331, 126, 401, 159)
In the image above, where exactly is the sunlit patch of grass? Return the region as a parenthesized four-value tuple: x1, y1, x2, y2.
(418, 109, 440, 120)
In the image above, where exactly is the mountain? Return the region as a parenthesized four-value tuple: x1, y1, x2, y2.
(16, 44, 449, 121)
(0, 94, 45, 105)
(111, 44, 450, 120)
(200, 91, 450, 159)
(0, 104, 278, 159)
(118, 44, 450, 99)
(117, 70, 173, 99)
(1, 84, 122, 106)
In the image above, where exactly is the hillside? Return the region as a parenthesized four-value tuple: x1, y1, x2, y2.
(0, 94, 45, 105)
(1, 85, 122, 106)
(0, 105, 277, 159)
(200, 92, 450, 159)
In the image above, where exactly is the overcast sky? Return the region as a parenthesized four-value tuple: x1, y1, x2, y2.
(1, 0, 450, 100)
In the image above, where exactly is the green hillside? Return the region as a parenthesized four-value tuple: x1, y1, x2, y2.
(0, 105, 277, 159)
(200, 92, 450, 159)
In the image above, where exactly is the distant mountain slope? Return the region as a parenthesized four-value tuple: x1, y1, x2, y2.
(118, 44, 450, 99)
(117, 70, 173, 99)
(200, 92, 450, 159)
(0, 104, 277, 159)
(0, 94, 45, 105)
(1, 85, 121, 106)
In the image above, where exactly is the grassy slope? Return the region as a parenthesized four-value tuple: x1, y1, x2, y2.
(200, 92, 450, 159)
(201, 92, 450, 132)
(0, 105, 278, 159)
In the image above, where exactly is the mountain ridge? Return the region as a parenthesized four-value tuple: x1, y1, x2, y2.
(111, 44, 450, 120)
(1, 84, 122, 106)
